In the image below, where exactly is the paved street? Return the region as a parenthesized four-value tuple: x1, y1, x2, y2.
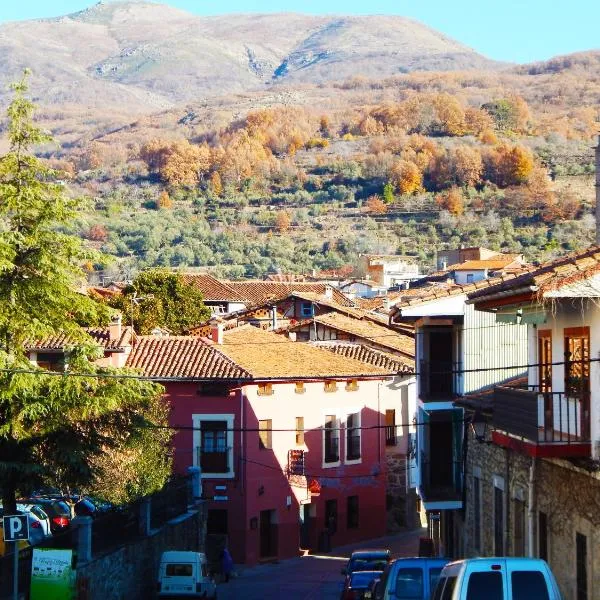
(217, 528, 426, 600)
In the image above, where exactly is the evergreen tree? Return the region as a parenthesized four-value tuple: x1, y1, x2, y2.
(0, 72, 171, 512)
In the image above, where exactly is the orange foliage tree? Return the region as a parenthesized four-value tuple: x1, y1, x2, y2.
(486, 143, 534, 187)
(436, 187, 465, 216)
(157, 190, 173, 209)
(390, 160, 422, 195)
(275, 211, 292, 232)
(452, 145, 483, 187)
(365, 195, 388, 214)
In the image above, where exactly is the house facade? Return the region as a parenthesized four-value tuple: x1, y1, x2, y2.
(458, 245, 600, 599)
(390, 283, 528, 556)
(126, 324, 396, 566)
(357, 255, 420, 288)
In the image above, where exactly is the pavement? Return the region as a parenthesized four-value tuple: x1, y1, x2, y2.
(217, 527, 427, 600)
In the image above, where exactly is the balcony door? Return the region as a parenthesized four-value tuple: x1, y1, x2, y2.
(538, 330, 552, 434)
(428, 330, 454, 398)
(564, 327, 590, 440)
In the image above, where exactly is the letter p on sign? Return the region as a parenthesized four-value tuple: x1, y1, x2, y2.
(2, 515, 29, 542)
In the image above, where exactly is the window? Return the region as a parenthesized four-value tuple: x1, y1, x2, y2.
(511, 571, 550, 600)
(565, 327, 591, 439)
(324, 415, 339, 463)
(295, 417, 304, 445)
(200, 421, 228, 473)
(576, 531, 588, 600)
(346, 412, 361, 461)
(347, 495, 359, 529)
(295, 382, 305, 394)
(300, 302, 314, 317)
(324, 381, 338, 393)
(345, 379, 359, 391)
(325, 499, 337, 534)
(437, 576, 457, 600)
(197, 382, 229, 396)
(34, 352, 64, 372)
(513, 497, 526, 556)
(473, 475, 481, 553)
(259, 420, 272, 449)
(394, 568, 423, 599)
(494, 483, 504, 556)
(430, 569, 443, 596)
(166, 564, 193, 576)
(538, 511, 548, 561)
(257, 383, 274, 396)
(466, 572, 503, 600)
(385, 409, 397, 446)
(466, 273, 474, 283)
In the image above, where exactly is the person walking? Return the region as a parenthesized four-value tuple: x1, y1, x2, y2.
(220, 546, 233, 582)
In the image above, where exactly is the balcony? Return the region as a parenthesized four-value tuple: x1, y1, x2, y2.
(420, 452, 463, 510)
(419, 360, 462, 401)
(199, 447, 230, 473)
(493, 386, 591, 458)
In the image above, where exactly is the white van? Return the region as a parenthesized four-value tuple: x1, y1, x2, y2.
(157, 551, 217, 599)
(433, 557, 562, 600)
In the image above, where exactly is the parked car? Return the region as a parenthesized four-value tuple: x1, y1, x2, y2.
(341, 570, 384, 600)
(21, 498, 72, 535)
(0, 507, 47, 546)
(372, 557, 450, 600)
(342, 549, 392, 577)
(432, 557, 562, 600)
(157, 551, 217, 599)
(16, 504, 52, 539)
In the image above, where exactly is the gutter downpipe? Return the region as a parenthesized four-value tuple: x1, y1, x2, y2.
(528, 457, 536, 557)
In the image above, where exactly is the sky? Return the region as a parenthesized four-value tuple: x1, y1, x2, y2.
(0, 0, 598, 64)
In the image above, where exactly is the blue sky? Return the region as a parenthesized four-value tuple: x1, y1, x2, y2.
(1, 0, 598, 64)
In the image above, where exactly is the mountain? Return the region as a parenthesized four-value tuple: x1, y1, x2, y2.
(0, 0, 501, 116)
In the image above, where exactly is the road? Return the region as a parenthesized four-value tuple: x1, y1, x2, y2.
(217, 528, 426, 600)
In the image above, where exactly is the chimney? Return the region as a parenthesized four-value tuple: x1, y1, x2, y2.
(270, 306, 277, 330)
(209, 316, 224, 344)
(324, 285, 333, 299)
(596, 136, 600, 245)
(109, 313, 122, 340)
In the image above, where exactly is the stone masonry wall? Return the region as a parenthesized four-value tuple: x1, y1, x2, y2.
(76, 508, 205, 600)
(461, 429, 600, 599)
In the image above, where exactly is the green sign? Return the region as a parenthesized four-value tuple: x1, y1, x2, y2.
(30, 548, 74, 600)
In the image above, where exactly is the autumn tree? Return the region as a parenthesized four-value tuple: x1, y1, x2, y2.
(157, 190, 173, 209)
(436, 186, 465, 216)
(452, 145, 483, 187)
(0, 72, 171, 512)
(87, 223, 109, 242)
(486, 143, 535, 187)
(210, 171, 223, 196)
(432, 93, 466, 136)
(390, 160, 422, 195)
(365, 195, 388, 214)
(275, 211, 292, 233)
(481, 96, 530, 133)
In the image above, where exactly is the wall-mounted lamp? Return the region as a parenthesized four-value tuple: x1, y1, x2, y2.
(470, 410, 492, 444)
(258, 485, 265, 496)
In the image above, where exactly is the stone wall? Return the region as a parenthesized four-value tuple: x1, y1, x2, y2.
(76, 508, 205, 600)
(386, 452, 419, 531)
(459, 430, 600, 599)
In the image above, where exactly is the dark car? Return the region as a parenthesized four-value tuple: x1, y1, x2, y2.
(340, 570, 383, 600)
(22, 498, 72, 535)
(342, 549, 392, 577)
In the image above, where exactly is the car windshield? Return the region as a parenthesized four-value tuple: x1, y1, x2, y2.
(351, 572, 382, 588)
(350, 555, 389, 572)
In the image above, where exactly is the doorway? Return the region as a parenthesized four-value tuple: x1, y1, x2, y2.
(259, 509, 278, 559)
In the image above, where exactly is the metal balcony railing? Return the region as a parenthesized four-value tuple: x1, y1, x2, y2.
(198, 447, 231, 473)
(493, 386, 591, 446)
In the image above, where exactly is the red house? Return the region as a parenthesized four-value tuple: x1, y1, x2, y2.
(126, 323, 396, 565)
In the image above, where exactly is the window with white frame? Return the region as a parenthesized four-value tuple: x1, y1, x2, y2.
(346, 412, 361, 461)
(193, 414, 234, 478)
(324, 414, 340, 464)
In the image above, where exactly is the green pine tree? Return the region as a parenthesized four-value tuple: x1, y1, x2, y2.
(0, 72, 171, 511)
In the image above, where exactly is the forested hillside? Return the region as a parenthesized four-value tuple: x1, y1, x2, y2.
(1, 3, 598, 279)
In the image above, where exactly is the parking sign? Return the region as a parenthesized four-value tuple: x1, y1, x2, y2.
(2, 515, 29, 542)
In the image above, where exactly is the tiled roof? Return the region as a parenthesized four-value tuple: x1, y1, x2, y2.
(180, 273, 247, 302)
(126, 336, 251, 379)
(218, 325, 393, 378)
(311, 312, 415, 358)
(222, 281, 355, 307)
(468, 245, 600, 302)
(315, 342, 415, 374)
(27, 327, 134, 351)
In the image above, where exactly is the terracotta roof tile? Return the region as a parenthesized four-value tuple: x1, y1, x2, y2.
(28, 327, 134, 351)
(126, 336, 250, 379)
(448, 259, 520, 271)
(311, 312, 414, 358)
(180, 273, 247, 302)
(468, 245, 600, 301)
(222, 281, 355, 307)
(217, 325, 393, 378)
(314, 342, 415, 375)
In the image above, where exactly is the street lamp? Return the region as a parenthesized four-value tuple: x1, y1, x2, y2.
(470, 410, 490, 444)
